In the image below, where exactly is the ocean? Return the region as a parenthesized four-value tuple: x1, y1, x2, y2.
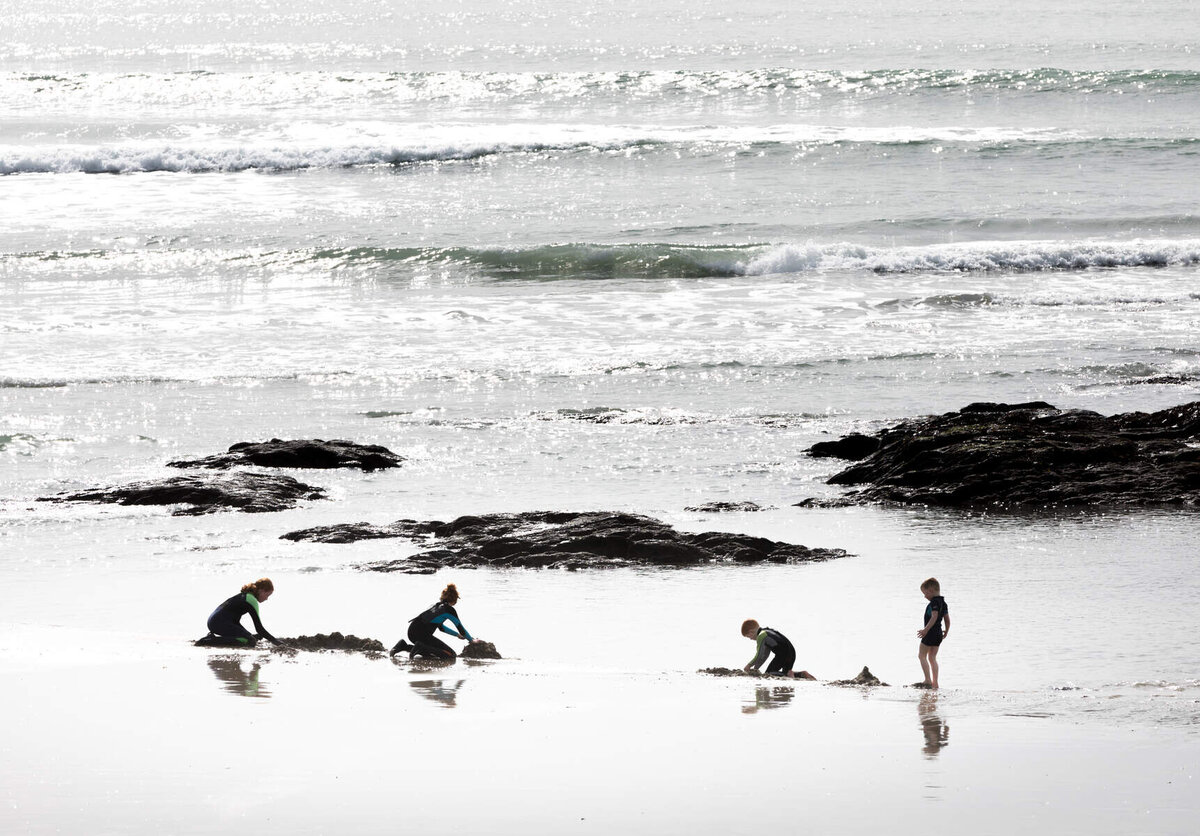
(3, 0, 1200, 832)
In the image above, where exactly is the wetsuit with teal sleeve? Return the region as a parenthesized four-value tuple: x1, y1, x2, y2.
(921, 596, 948, 647)
(405, 601, 472, 659)
(748, 627, 796, 675)
(206, 592, 280, 646)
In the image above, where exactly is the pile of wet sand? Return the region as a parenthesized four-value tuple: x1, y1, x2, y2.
(699, 665, 888, 686)
(277, 632, 386, 653)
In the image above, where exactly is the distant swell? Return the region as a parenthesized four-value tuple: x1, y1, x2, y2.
(0, 141, 607, 175)
(4, 133, 1195, 175)
(8, 68, 1200, 107)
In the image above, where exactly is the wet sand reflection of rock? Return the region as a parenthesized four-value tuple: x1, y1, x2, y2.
(410, 679, 465, 708)
(742, 686, 795, 714)
(207, 656, 271, 699)
(919, 692, 949, 757)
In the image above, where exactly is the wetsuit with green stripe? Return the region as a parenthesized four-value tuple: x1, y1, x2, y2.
(206, 592, 279, 646)
(747, 627, 796, 675)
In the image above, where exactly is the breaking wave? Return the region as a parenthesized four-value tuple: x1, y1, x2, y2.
(303, 239, 1200, 280)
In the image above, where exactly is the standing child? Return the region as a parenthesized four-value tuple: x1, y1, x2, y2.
(916, 578, 950, 689)
(742, 619, 815, 679)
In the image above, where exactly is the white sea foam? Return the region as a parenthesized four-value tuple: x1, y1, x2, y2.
(739, 239, 1200, 276)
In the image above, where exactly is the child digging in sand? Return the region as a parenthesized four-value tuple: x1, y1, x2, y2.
(916, 577, 950, 689)
(742, 619, 815, 679)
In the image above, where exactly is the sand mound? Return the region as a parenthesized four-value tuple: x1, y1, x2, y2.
(279, 632, 386, 652)
(460, 640, 502, 659)
(829, 666, 889, 687)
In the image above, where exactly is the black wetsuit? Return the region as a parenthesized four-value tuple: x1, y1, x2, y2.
(403, 601, 473, 659)
(921, 596, 948, 647)
(206, 592, 279, 646)
(748, 627, 796, 675)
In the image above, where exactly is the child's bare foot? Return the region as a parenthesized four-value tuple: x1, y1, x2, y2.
(911, 681, 933, 689)
(794, 670, 816, 680)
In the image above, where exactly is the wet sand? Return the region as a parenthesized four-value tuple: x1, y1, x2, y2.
(2, 631, 1197, 835)
(3, 563, 1199, 835)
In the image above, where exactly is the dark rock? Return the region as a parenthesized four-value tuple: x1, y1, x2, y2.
(817, 400, 1200, 509)
(1129, 374, 1200, 386)
(684, 501, 767, 512)
(282, 510, 849, 572)
(279, 632, 386, 653)
(807, 433, 881, 461)
(40, 472, 326, 515)
(169, 438, 403, 471)
(829, 666, 889, 687)
(460, 641, 502, 659)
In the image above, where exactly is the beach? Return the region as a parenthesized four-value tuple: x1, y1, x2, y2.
(5, 506, 1200, 833)
(4, 0, 1200, 831)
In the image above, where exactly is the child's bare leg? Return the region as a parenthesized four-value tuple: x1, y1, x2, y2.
(927, 646, 940, 690)
(918, 644, 933, 686)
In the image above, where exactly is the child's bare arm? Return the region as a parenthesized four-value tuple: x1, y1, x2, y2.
(942, 612, 950, 638)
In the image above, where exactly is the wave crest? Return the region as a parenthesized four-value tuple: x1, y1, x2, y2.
(308, 239, 1200, 280)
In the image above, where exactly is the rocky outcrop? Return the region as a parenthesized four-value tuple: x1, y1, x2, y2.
(169, 438, 403, 471)
(829, 666, 889, 687)
(41, 472, 326, 515)
(282, 510, 849, 572)
(808, 401, 1200, 509)
(807, 433, 881, 461)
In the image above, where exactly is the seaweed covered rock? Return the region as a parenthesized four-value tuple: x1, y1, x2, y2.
(684, 501, 767, 512)
(41, 472, 326, 515)
(461, 640, 502, 659)
(829, 666, 889, 687)
(280, 632, 386, 652)
(808, 401, 1200, 509)
(282, 510, 848, 572)
(169, 438, 403, 471)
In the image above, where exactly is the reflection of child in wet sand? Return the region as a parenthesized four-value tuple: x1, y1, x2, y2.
(916, 577, 950, 689)
(741, 619, 815, 679)
(918, 692, 949, 757)
(207, 657, 271, 699)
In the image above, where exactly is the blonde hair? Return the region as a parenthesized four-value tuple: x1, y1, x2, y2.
(741, 619, 760, 637)
(241, 577, 274, 597)
(440, 583, 459, 604)
(921, 577, 940, 594)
